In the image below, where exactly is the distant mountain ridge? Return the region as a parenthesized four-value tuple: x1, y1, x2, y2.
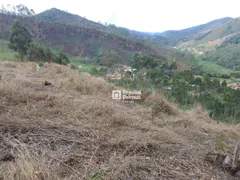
(160, 17, 233, 37)
(35, 8, 104, 30)
(194, 17, 240, 44)
(34, 8, 171, 46)
(177, 16, 240, 50)
(158, 17, 233, 45)
(1, 5, 237, 72)
(32, 7, 240, 72)
(0, 7, 193, 70)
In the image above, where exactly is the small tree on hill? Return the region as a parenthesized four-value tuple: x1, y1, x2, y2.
(98, 51, 121, 67)
(221, 80, 227, 88)
(132, 53, 157, 69)
(8, 19, 32, 59)
(169, 61, 177, 70)
(54, 51, 70, 65)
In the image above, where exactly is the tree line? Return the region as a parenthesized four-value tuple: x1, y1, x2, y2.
(8, 19, 70, 65)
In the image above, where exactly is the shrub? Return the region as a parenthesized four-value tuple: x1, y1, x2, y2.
(70, 64, 78, 70)
(54, 51, 70, 65)
(38, 61, 44, 67)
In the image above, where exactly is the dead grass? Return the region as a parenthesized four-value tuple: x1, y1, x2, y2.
(0, 61, 240, 179)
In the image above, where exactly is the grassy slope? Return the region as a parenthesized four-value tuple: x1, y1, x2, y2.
(0, 40, 17, 61)
(199, 18, 240, 44)
(0, 61, 240, 179)
(179, 18, 240, 48)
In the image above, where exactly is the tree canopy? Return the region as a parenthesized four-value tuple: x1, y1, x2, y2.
(8, 19, 32, 59)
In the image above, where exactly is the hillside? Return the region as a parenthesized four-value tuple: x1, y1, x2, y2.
(0, 13, 153, 58)
(159, 17, 233, 46)
(34, 8, 104, 30)
(178, 17, 240, 49)
(0, 9, 192, 69)
(0, 61, 240, 179)
(174, 17, 240, 72)
(35, 8, 170, 46)
(33, 8, 185, 60)
(196, 18, 240, 44)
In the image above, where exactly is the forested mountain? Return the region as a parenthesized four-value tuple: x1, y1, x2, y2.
(1, 4, 240, 72)
(0, 7, 193, 70)
(35, 8, 170, 46)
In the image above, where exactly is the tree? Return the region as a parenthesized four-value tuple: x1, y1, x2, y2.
(194, 77, 203, 87)
(221, 80, 227, 88)
(131, 53, 141, 69)
(203, 76, 211, 89)
(8, 19, 32, 59)
(43, 47, 54, 62)
(98, 51, 121, 67)
(54, 51, 70, 65)
(132, 53, 157, 69)
(212, 79, 220, 89)
(27, 42, 42, 61)
(27, 42, 56, 62)
(169, 61, 177, 70)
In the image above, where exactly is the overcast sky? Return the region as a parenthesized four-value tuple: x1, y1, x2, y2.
(1, 0, 240, 32)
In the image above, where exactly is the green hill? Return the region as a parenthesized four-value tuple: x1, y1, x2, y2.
(35, 8, 104, 30)
(159, 17, 233, 45)
(1, 7, 235, 73)
(35, 8, 170, 46)
(178, 17, 240, 48)
(174, 17, 240, 72)
(0, 9, 193, 71)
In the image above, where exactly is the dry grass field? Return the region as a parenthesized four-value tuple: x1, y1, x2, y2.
(0, 61, 240, 180)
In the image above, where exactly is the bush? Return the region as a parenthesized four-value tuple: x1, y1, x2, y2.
(98, 51, 121, 67)
(90, 66, 107, 76)
(70, 64, 78, 70)
(54, 51, 70, 65)
(90, 66, 98, 75)
(38, 62, 44, 67)
(26, 42, 70, 65)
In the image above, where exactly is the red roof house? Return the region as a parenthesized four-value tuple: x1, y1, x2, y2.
(232, 83, 239, 89)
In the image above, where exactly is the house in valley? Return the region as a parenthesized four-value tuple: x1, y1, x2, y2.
(106, 65, 137, 80)
(232, 83, 240, 90)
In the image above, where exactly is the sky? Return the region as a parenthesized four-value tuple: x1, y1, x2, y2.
(1, 0, 240, 32)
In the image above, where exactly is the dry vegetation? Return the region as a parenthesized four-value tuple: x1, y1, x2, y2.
(0, 61, 240, 180)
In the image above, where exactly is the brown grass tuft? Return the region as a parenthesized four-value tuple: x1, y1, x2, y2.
(144, 92, 179, 121)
